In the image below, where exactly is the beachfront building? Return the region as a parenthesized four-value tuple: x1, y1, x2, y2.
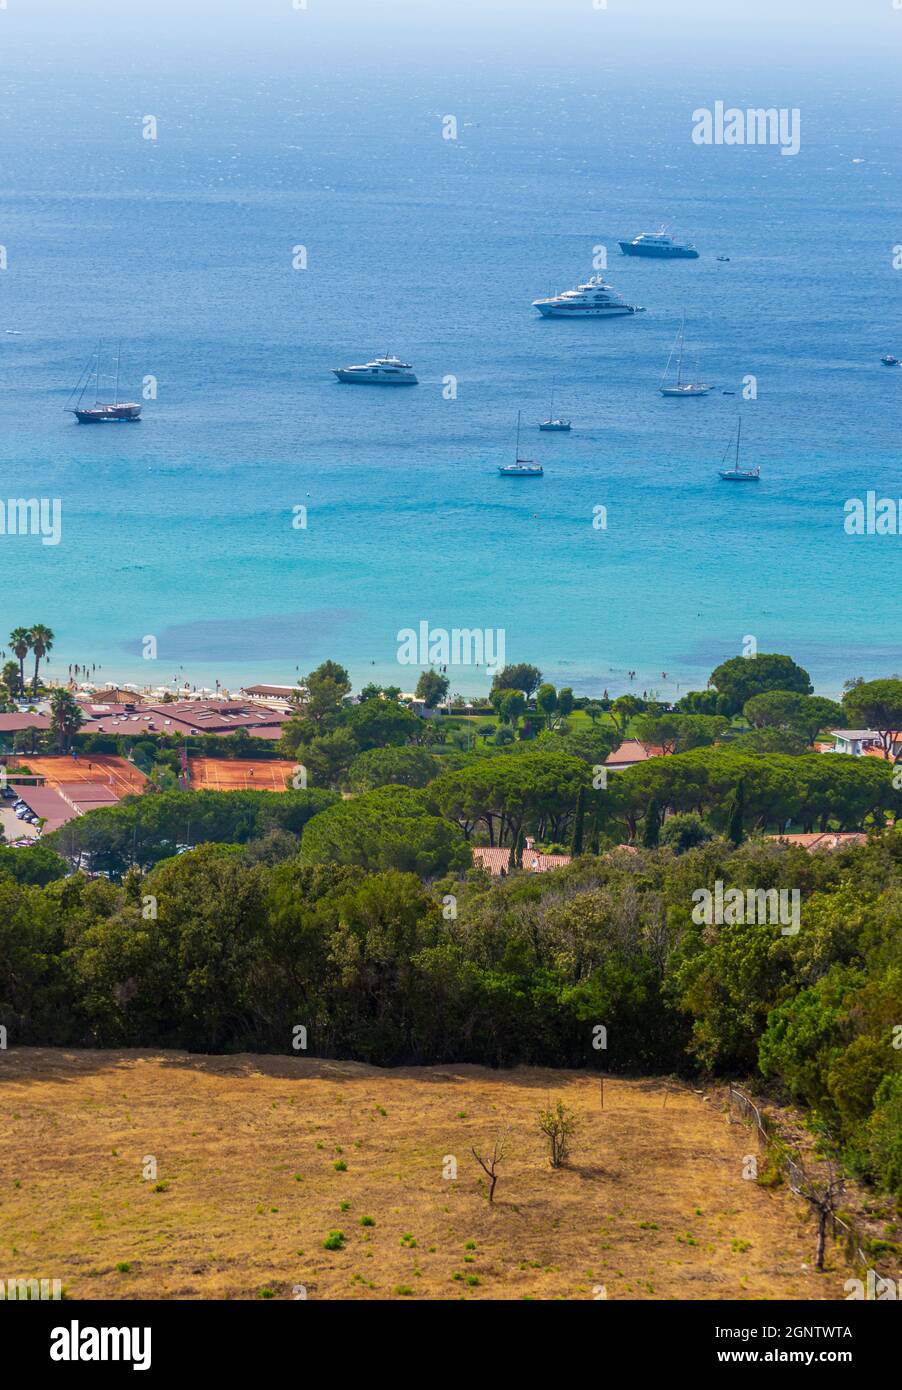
(240, 685, 299, 713)
(73, 698, 291, 742)
(73, 686, 145, 705)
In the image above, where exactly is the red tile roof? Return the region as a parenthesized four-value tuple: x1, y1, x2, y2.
(472, 845, 572, 877)
(472, 847, 513, 876)
(0, 713, 51, 733)
(604, 740, 665, 768)
(79, 700, 290, 738)
(770, 832, 868, 852)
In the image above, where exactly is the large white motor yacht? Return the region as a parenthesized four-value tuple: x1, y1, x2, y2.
(532, 276, 644, 318)
(333, 355, 418, 384)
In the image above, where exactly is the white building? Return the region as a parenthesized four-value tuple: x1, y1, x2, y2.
(829, 729, 882, 756)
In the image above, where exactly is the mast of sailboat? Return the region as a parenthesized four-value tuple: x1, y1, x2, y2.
(549, 380, 555, 419)
(735, 415, 742, 468)
(114, 341, 122, 407)
(676, 314, 685, 388)
(515, 409, 522, 462)
(66, 347, 97, 412)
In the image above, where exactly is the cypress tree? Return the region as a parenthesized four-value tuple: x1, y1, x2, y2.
(642, 797, 660, 848)
(728, 779, 745, 845)
(509, 825, 524, 871)
(570, 785, 586, 857)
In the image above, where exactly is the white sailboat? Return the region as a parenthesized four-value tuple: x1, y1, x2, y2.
(539, 381, 571, 431)
(499, 411, 543, 476)
(660, 316, 711, 397)
(718, 416, 759, 482)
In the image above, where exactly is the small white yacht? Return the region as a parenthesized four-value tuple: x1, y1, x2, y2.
(333, 354, 417, 384)
(660, 315, 711, 397)
(719, 418, 759, 482)
(532, 276, 644, 318)
(539, 382, 571, 431)
(619, 230, 699, 259)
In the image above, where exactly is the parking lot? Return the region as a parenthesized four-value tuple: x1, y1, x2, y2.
(0, 803, 40, 843)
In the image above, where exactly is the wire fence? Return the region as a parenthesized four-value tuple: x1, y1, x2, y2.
(728, 1085, 870, 1269)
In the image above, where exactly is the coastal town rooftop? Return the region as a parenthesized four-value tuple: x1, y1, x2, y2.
(74, 699, 291, 738)
(0, 712, 51, 734)
(241, 684, 299, 698)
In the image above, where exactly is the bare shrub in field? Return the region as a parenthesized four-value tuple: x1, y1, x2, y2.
(471, 1133, 507, 1204)
(538, 1100, 578, 1168)
(793, 1161, 846, 1271)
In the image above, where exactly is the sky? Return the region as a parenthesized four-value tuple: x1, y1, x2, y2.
(1, 0, 899, 76)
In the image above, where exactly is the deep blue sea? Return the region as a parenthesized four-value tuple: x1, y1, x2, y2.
(2, 21, 901, 700)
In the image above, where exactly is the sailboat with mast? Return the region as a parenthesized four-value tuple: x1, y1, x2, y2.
(718, 416, 759, 481)
(660, 315, 711, 397)
(539, 381, 571, 432)
(498, 411, 543, 476)
(65, 342, 143, 422)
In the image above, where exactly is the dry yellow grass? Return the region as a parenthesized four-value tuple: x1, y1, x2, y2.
(0, 1050, 852, 1301)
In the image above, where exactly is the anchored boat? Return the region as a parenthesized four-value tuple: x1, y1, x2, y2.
(499, 411, 543, 476)
(66, 342, 142, 422)
(332, 354, 417, 384)
(660, 315, 711, 397)
(539, 382, 571, 431)
(619, 229, 699, 259)
(532, 275, 644, 318)
(719, 417, 759, 482)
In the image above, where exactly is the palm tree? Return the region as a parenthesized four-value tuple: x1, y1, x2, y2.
(49, 688, 83, 753)
(0, 658, 20, 709)
(28, 624, 54, 695)
(9, 628, 31, 697)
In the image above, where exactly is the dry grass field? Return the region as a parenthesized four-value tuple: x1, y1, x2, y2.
(0, 1050, 854, 1301)
(186, 758, 295, 791)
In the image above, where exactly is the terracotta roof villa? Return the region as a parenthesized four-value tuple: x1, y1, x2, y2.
(603, 739, 665, 771)
(770, 832, 869, 852)
(473, 837, 572, 877)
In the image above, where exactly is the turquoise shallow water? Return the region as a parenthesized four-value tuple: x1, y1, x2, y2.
(1, 44, 901, 700)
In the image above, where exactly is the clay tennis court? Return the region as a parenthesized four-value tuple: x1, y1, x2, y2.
(187, 758, 296, 792)
(10, 755, 147, 797)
